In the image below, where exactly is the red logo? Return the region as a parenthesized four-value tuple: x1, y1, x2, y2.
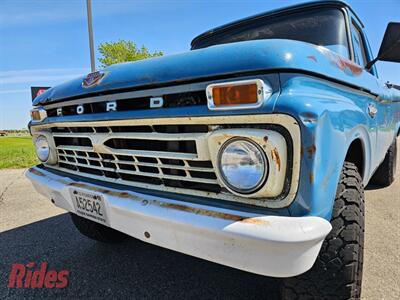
(82, 71, 105, 88)
(36, 89, 47, 97)
(8, 262, 69, 289)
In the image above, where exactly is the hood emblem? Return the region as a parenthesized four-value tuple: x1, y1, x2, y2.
(82, 71, 105, 88)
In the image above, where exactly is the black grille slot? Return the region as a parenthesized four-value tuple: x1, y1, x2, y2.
(116, 155, 134, 161)
(160, 158, 184, 166)
(103, 171, 119, 179)
(136, 156, 157, 163)
(163, 91, 206, 108)
(110, 126, 153, 133)
(115, 97, 149, 111)
(89, 160, 101, 167)
(51, 127, 70, 133)
(66, 156, 76, 163)
(162, 168, 186, 176)
(75, 151, 87, 157)
(138, 166, 159, 174)
(103, 161, 117, 169)
(64, 150, 74, 155)
(52, 126, 94, 133)
(153, 125, 208, 133)
(189, 171, 217, 179)
(87, 152, 100, 158)
(104, 139, 196, 154)
(54, 137, 92, 147)
(76, 158, 87, 164)
(119, 163, 136, 171)
(59, 162, 77, 171)
(70, 127, 94, 133)
(100, 153, 114, 160)
(187, 161, 213, 168)
(164, 179, 221, 193)
(120, 173, 162, 185)
(95, 127, 110, 133)
(78, 166, 103, 176)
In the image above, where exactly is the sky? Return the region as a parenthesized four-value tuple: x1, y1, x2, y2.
(0, 0, 399, 129)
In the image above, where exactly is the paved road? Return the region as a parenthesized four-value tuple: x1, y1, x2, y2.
(0, 143, 399, 299)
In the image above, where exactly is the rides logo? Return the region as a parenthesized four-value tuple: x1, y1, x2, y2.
(8, 262, 69, 289)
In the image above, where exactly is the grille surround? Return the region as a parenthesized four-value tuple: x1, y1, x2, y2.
(31, 115, 301, 208)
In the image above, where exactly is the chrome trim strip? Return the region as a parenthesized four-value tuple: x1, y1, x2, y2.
(43, 81, 211, 110)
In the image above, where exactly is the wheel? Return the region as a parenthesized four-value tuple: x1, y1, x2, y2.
(70, 213, 129, 243)
(370, 138, 397, 187)
(281, 162, 365, 300)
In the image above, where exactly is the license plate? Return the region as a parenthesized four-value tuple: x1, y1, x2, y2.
(70, 189, 110, 226)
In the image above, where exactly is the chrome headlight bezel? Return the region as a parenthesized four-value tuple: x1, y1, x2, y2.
(33, 133, 57, 165)
(217, 137, 268, 194)
(34, 135, 50, 162)
(207, 128, 288, 200)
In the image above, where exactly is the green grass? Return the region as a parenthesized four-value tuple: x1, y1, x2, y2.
(0, 136, 38, 169)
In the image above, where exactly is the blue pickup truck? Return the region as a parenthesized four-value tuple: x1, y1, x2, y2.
(27, 1, 399, 299)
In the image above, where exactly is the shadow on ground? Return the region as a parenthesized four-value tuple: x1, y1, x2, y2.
(0, 214, 280, 299)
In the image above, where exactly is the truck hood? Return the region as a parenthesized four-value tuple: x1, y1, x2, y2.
(34, 39, 382, 106)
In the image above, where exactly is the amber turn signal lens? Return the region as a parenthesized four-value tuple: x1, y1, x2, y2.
(31, 110, 41, 121)
(30, 108, 47, 122)
(212, 83, 258, 106)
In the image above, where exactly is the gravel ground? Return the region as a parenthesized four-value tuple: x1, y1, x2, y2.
(0, 142, 398, 299)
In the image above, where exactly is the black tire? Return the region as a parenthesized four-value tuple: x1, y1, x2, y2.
(70, 213, 129, 243)
(370, 138, 397, 187)
(281, 162, 365, 300)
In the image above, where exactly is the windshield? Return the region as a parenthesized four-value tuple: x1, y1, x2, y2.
(192, 8, 350, 58)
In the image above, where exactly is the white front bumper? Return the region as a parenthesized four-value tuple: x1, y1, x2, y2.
(26, 166, 331, 278)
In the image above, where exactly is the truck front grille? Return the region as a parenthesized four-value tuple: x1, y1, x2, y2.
(33, 114, 301, 208)
(51, 124, 222, 195)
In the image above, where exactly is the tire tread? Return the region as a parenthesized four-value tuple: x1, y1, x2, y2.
(282, 162, 365, 300)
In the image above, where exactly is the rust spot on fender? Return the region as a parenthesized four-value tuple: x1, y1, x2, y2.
(309, 172, 314, 184)
(240, 218, 268, 225)
(299, 112, 318, 124)
(68, 182, 135, 199)
(317, 46, 362, 76)
(306, 145, 316, 158)
(158, 202, 269, 225)
(270, 148, 281, 171)
(307, 55, 317, 62)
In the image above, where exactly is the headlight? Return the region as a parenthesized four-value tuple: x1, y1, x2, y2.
(35, 135, 50, 162)
(218, 138, 267, 193)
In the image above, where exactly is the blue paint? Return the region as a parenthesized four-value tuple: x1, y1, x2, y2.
(31, 1, 400, 221)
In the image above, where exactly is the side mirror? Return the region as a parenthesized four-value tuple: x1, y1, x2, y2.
(366, 22, 400, 70)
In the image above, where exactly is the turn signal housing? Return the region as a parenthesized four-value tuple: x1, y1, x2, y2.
(30, 107, 47, 122)
(206, 79, 272, 110)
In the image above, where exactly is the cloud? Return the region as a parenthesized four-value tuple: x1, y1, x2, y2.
(0, 68, 89, 86)
(0, 89, 28, 95)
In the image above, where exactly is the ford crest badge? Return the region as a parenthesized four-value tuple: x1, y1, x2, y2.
(82, 71, 105, 88)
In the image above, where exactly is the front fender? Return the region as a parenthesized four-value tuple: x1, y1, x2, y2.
(275, 74, 374, 220)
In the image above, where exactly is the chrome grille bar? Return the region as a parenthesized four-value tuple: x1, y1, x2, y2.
(57, 148, 218, 184)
